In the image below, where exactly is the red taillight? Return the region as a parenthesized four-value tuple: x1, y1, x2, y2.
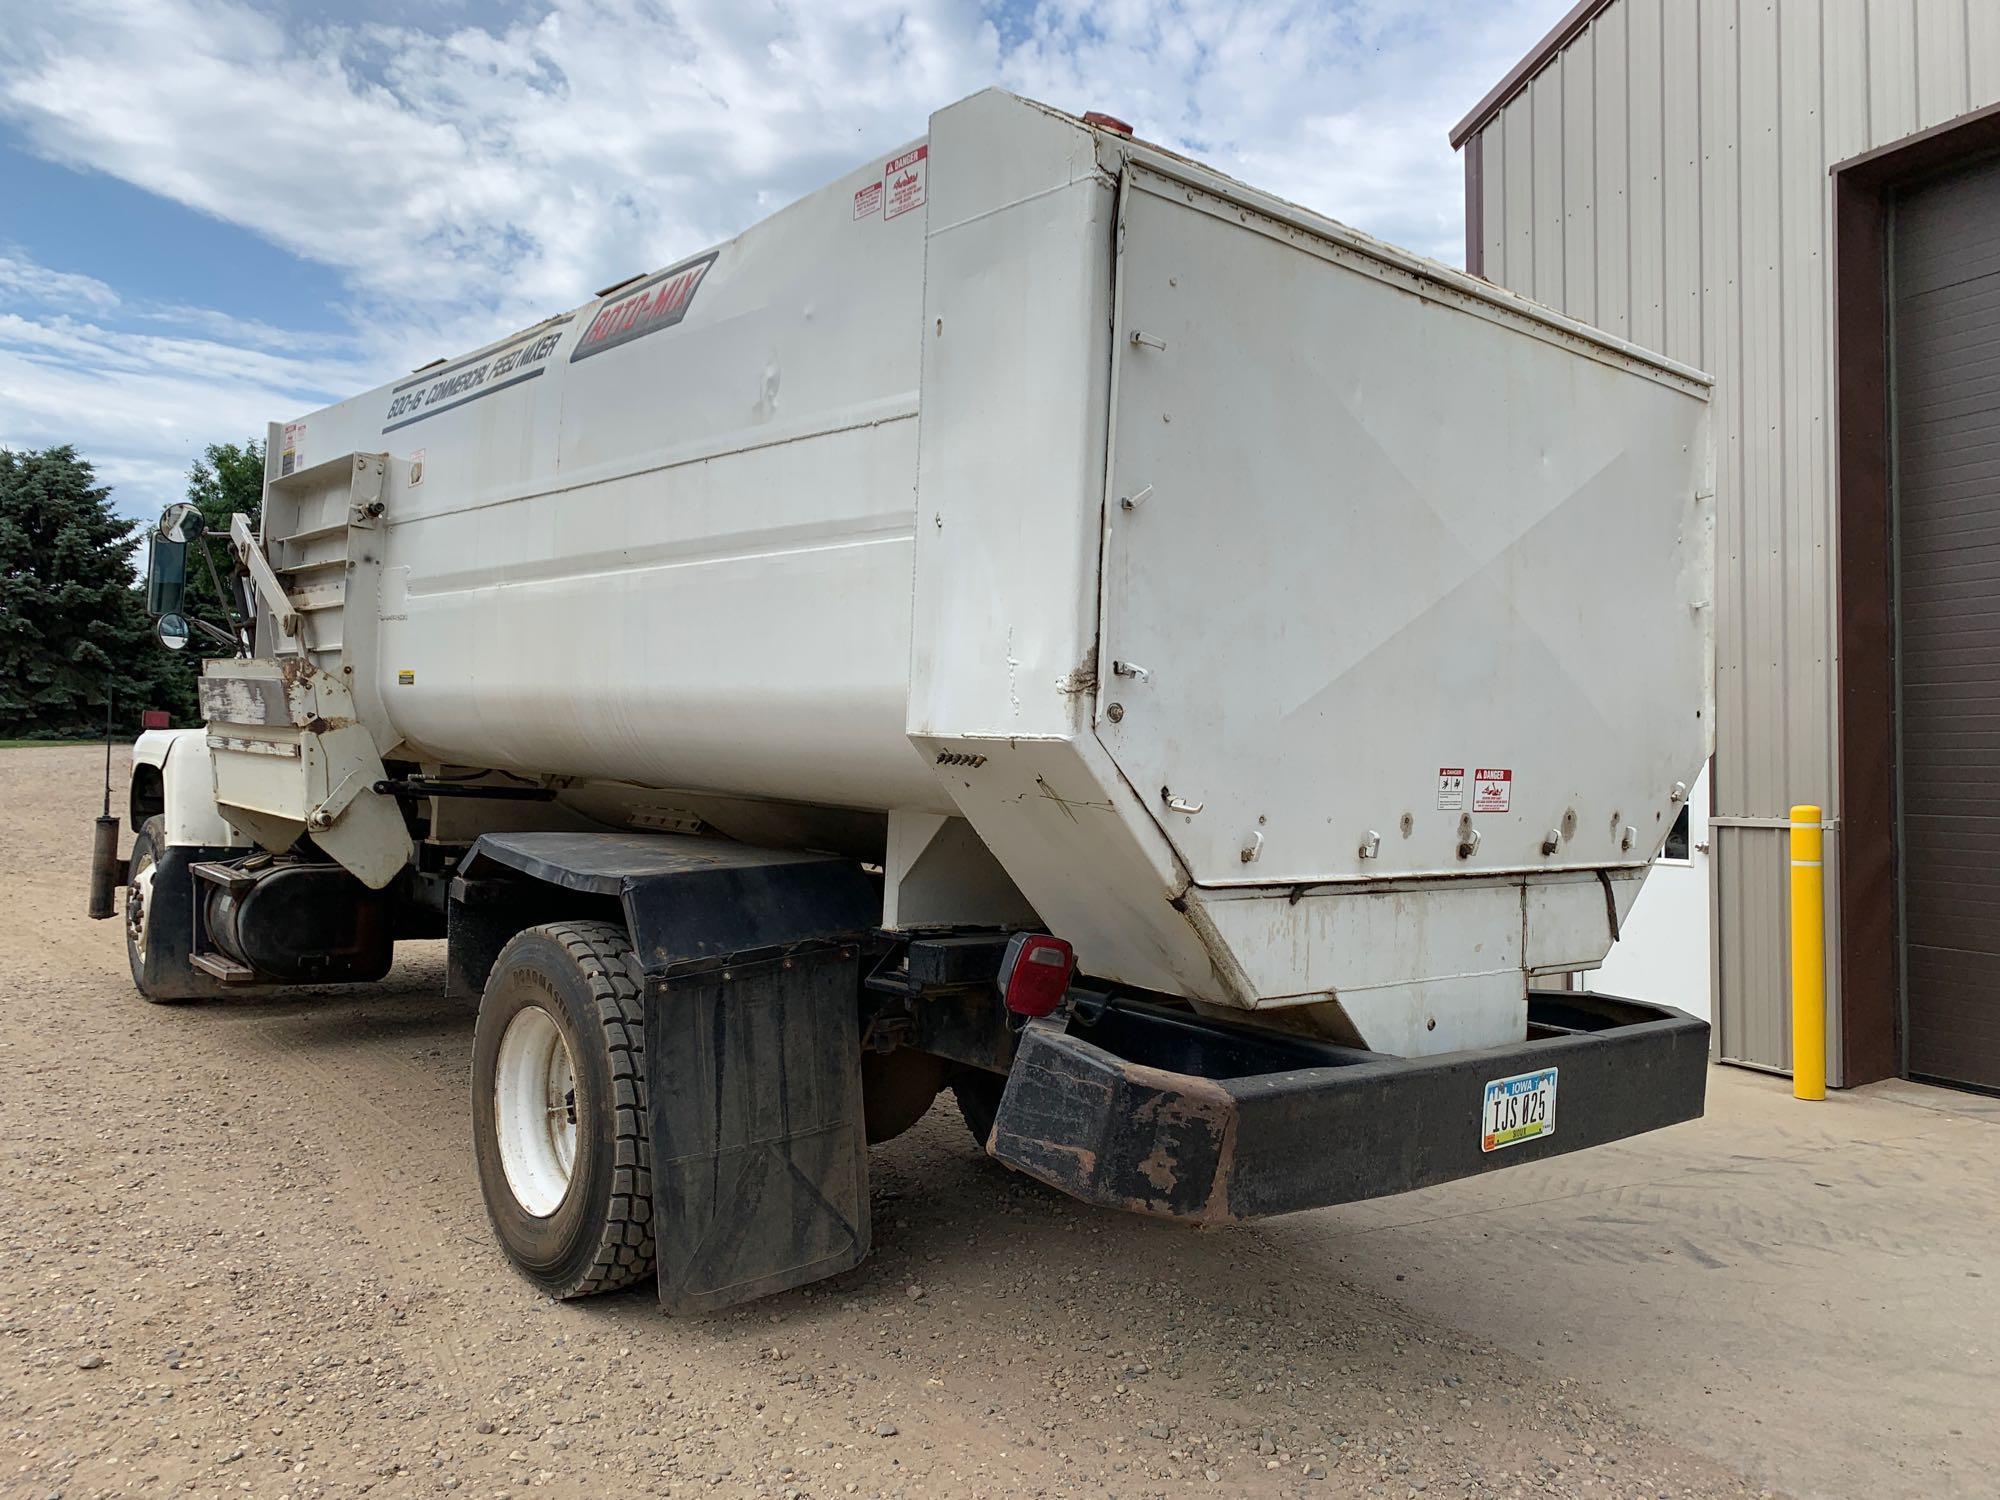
(140, 709, 170, 730)
(1082, 111, 1133, 137)
(998, 932, 1075, 1018)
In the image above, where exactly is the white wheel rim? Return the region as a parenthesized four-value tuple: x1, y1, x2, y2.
(127, 851, 155, 954)
(495, 1005, 579, 1218)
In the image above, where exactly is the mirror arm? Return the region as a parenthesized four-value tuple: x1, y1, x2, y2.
(194, 536, 254, 653)
(189, 616, 242, 650)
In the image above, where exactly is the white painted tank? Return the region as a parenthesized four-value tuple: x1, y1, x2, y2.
(243, 90, 1714, 1055)
(276, 134, 942, 820)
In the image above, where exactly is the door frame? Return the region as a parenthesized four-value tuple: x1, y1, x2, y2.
(1831, 102, 2000, 1084)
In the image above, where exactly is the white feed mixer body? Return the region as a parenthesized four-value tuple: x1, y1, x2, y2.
(205, 90, 1713, 1059)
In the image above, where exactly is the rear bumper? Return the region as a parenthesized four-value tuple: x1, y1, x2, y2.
(988, 991, 1708, 1225)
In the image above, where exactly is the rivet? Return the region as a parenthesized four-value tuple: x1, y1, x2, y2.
(1106, 703, 1124, 722)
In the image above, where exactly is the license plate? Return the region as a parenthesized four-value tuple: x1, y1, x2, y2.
(1481, 1066, 1557, 1152)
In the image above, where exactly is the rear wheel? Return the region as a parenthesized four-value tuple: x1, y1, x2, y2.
(472, 920, 654, 1298)
(952, 1070, 1007, 1150)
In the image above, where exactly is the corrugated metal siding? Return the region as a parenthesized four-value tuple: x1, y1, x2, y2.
(1468, 0, 2000, 1076)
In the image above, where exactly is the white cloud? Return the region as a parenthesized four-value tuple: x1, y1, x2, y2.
(0, 0, 1562, 516)
(0, 251, 121, 311)
(0, 309, 375, 516)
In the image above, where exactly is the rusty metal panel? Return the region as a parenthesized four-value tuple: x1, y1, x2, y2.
(990, 994, 1710, 1224)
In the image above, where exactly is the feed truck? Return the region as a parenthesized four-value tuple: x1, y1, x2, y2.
(90, 92, 1715, 1314)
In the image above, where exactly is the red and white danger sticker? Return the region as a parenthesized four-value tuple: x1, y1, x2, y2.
(1473, 768, 1513, 813)
(883, 144, 928, 220)
(853, 180, 882, 219)
(1436, 768, 1465, 812)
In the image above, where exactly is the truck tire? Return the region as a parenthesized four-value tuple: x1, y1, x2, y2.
(472, 920, 655, 1299)
(125, 816, 198, 1005)
(952, 1070, 1007, 1151)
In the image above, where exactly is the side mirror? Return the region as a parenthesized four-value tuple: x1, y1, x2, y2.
(145, 527, 188, 620)
(156, 613, 191, 651)
(158, 502, 205, 544)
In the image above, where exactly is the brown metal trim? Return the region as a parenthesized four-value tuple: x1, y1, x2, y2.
(1463, 134, 1485, 277)
(1829, 102, 2000, 1085)
(1832, 99, 2000, 187)
(1449, 0, 1616, 149)
(1831, 173, 1898, 1086)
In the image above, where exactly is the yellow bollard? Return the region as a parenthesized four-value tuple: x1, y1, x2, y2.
(1789, 804, 1827, 1100)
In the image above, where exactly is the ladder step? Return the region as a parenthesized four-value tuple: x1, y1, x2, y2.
(275, 555, 348, 575)
(189, 952, 259, 985)
(272, 520, 350, 547)
(289, 585, 346, 613)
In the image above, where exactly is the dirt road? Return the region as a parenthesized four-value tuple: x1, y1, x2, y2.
(2, 745, 1773, 1500)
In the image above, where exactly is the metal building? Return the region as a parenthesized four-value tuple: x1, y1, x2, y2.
(1453, 0, 2000, 1090)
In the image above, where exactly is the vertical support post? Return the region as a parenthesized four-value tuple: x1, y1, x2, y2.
(88, 680, 122, 921)
(1790, 805, 1828, 1100)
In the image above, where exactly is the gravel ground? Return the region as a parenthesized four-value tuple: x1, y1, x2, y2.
(0, 744, 1782, 1500)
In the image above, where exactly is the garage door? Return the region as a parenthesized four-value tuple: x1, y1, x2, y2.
(1894, 153, 2000, 1092)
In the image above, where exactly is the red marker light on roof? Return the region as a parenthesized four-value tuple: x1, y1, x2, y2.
(998, 932, 1076, 1018)
(1082, 111, 1134, 137)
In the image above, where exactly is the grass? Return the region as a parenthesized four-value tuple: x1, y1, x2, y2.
(0, 738, 107, 749)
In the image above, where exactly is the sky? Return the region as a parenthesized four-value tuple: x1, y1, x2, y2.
(0, 0, 1563, 522)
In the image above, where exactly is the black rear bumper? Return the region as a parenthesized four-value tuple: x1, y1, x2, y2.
(988, 991, 1708, 1224)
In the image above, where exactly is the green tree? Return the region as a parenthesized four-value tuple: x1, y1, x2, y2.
(0, 445, 170, 738)
(179, 439, 263, 631)
(186, 438, 263, 532)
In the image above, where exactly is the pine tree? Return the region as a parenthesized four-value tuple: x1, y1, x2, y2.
(0, 446, 162, 739)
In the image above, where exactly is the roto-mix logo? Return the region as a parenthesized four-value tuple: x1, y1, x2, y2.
(571, 251, 719, 363)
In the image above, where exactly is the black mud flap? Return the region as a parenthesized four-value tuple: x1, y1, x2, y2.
(136, 843, 258, 1000)
(454, 832, 884, 1313)
(648, 944, 871, 1314)
(989, 991, 1709, 1225)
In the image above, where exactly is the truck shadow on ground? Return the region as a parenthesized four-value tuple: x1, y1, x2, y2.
(100, 946, 1687, 1496)
(172, 948, 1608, 1394)
(174, 953, 1490, 1322)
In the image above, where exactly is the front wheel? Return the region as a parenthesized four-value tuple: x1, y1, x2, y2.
(471, 920, 655, 1299)
(125, 816, 207, 1004)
